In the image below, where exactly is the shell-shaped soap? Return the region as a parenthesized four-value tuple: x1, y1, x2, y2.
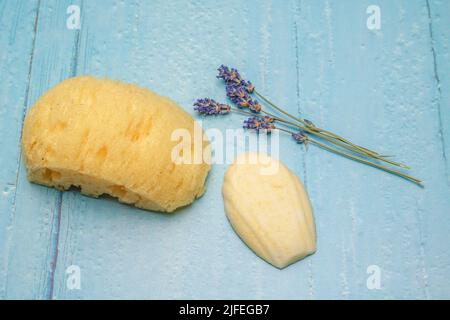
(222, 152, 316, 269)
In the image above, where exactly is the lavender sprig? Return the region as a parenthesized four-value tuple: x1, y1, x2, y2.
(192, 99, 421, 185)
(218, 65, 374, 148)
(217, 65, 410, 169)
(194, 66, 422, 186)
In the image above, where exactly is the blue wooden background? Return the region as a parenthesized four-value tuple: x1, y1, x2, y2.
(0, 0, 449, 299)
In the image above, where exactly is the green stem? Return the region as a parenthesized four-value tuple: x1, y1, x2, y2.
(234, 106, 409, 169)
(310, 139, 422, 186)
(267, 112, 409, 168)
(231, 108, 257, 117)
(254, 89, 393, 160)
(277, 127, 422, 185)
(278, 127, 422, 186)
(312, 127, 395, 161)
(254, 90, 309, 126)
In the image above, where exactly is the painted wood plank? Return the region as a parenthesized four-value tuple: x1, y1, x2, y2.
(295, 0, 450, 299)
(425, 0, 450, 297)
(428, 0, 450, 185)
(1, 0, 83, 299)
(0, 0, 40, 299)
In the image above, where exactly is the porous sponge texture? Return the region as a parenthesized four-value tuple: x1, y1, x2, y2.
(22, 76, 210, 212)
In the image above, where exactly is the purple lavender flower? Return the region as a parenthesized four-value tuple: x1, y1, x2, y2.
(243, 116, 275, 132)
(292, 131, 308, 144)
(194, 98, 231, 115)
(226, 83, 261, 113)
(217, 65, 255, 93)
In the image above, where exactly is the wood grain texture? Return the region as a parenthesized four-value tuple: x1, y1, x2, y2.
(0, 0, 449, 299)
(428, 0, 450, 185)
(1, 0, 83, 299)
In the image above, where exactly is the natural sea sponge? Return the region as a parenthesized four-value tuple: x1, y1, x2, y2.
(22, 76, 210, 212)
(222, 152, 316, 268)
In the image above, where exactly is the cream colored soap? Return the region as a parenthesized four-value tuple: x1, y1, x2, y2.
(222, 152, 316, 269)
(22, 76, 210, 212)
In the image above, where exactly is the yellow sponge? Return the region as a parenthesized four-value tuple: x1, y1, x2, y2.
(22, 76, 210, 212)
